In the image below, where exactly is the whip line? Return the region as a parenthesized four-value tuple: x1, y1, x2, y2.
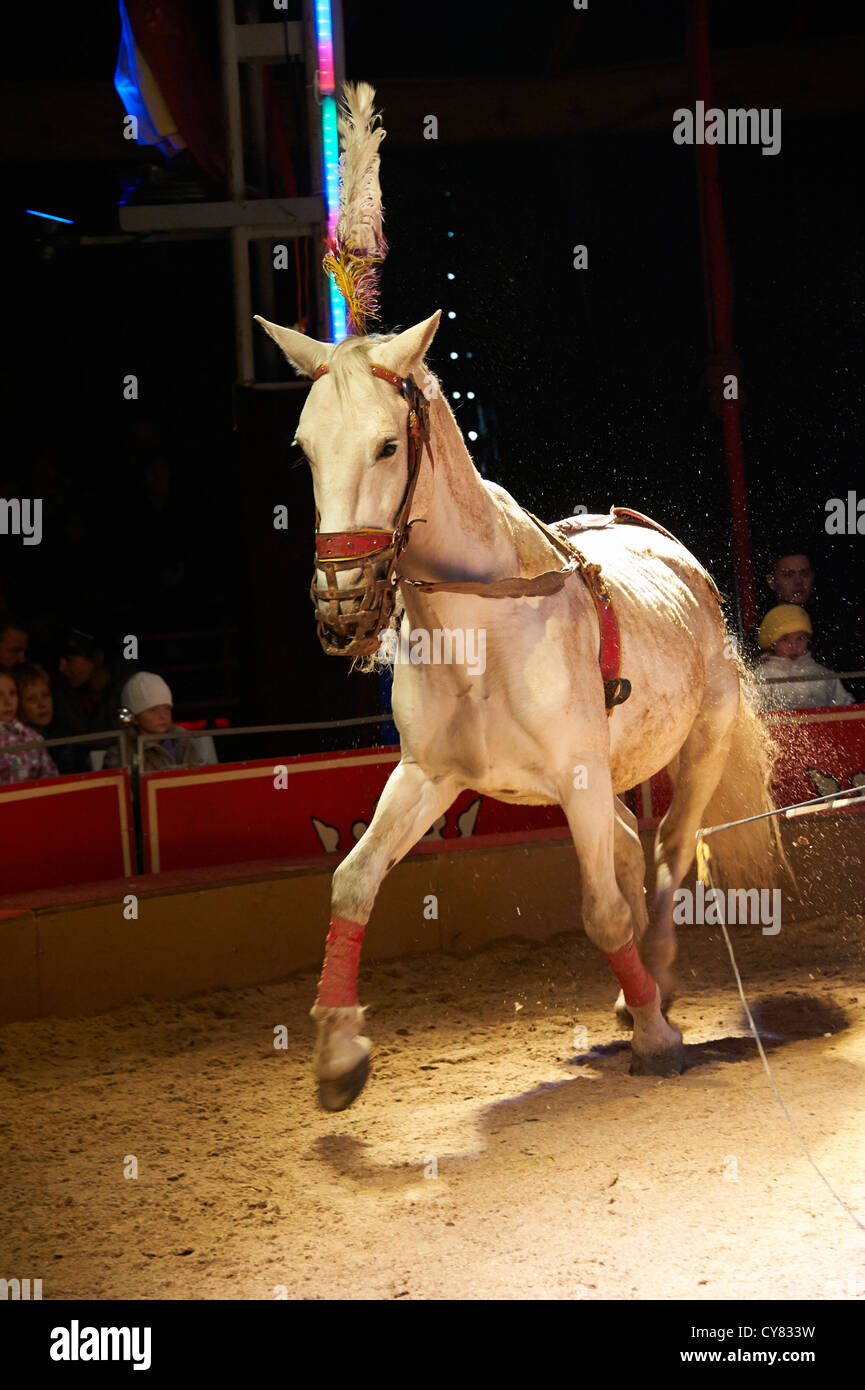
(694, 800, 865, 1233)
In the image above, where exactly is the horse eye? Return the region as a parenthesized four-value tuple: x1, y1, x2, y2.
(378, 442, 398, 459)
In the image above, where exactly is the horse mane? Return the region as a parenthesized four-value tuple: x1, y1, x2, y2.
(328, 330, 392, 378)
(325, 330, 440, 407)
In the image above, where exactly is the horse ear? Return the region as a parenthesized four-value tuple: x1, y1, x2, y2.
(374, 311, 442, 377)
(254, 317, 331, 378)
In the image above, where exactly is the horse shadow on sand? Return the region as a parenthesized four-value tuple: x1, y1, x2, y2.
(309, 992, 851, 1192)
(570, 991, 849, 1071)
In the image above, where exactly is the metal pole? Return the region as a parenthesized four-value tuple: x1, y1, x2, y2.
(302, 0, 332, 340)
(232, 227, 254, 383)
(219, 0, 256, 383)
(247, 10, 277, 333)
(691, 0, 759, 635)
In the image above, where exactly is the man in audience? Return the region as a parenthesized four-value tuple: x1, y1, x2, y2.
(744, 545, 863, 693)
(48, 628, 121, 774)
(0, 612, 28, 667)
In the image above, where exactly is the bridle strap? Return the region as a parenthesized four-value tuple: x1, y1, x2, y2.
(311, 362, 435, 557)
(308, 361, 435, 656)
(307, 362, 632, 713)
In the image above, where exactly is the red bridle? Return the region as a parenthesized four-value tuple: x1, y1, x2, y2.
(308, 361, 435, 657)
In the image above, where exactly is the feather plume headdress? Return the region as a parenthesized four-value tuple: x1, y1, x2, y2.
(323, 82, 388, 335)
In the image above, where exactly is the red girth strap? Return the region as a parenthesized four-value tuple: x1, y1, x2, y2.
(581, 568, 628, 717)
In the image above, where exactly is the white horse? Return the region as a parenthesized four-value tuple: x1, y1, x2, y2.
(257, 310, 779, 1110)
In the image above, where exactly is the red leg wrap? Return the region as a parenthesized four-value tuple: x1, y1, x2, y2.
(605, 937, 657, 1008)
(316, 916, 365, 1008)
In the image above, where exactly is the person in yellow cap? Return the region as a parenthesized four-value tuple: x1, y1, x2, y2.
(754, 605, 854, 711)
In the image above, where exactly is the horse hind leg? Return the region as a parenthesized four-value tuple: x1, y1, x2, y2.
(612, 796, 651, 1030)
(561, 766, 683, 1076)
(643, 685, 738, 1007)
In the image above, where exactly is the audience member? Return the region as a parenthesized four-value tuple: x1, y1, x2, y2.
(744, 546, 863, 683)
(14, 663, 54, 734)
(0, 612, 28, 667)
(0, 664, 58, 783)
(753, 605, 854, 711)
(104, 671, 213, 771)
(48, 628, 121, 774)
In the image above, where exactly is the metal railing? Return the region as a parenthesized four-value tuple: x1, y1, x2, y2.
(1, 714, 397, 766)
(133, 714, 395, 767)
(1, 728, 129, 757)
(3, 672, 864, 766)
(1, 715, 399, 877)
(760, 668, 865, 684)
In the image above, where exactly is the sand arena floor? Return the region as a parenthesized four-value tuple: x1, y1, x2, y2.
(1, 912, 863, 1300)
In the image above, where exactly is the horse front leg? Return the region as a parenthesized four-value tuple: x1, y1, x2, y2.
(312, 760, 460, 1111)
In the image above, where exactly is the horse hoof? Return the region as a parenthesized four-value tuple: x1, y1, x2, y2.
(317, 1053, 371, 1111)
(629, 1038, 684, 1078)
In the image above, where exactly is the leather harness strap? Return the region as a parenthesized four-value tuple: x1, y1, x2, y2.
(309, 361, 435, 656)
(307, 361, 692, 713)
(405, 509, 630, 713)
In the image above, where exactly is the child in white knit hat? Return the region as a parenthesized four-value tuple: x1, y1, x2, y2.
(104, 671, 212, 771)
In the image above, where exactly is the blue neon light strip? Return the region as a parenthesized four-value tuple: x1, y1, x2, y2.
(321, 96, 345, 340)
(26, 209, 75, 224)
(312, 2, 346, 341)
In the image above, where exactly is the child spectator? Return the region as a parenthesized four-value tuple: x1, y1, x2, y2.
(0, 664, 58, 783)
(15, 662, 54, 734)
(754, 606, 854, 711)
(104, 671, 212, 772)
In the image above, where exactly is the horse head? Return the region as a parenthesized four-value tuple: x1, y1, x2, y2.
(255, 311, 441, 656)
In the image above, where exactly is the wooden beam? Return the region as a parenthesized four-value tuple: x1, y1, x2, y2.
(2, 40, 860, 165)
(369, 40, 863, 144)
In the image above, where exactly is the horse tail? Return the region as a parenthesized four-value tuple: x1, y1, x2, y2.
(699, 665, 792, 891)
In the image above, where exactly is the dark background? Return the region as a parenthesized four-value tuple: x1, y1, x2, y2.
(1, 0, 862, 748)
